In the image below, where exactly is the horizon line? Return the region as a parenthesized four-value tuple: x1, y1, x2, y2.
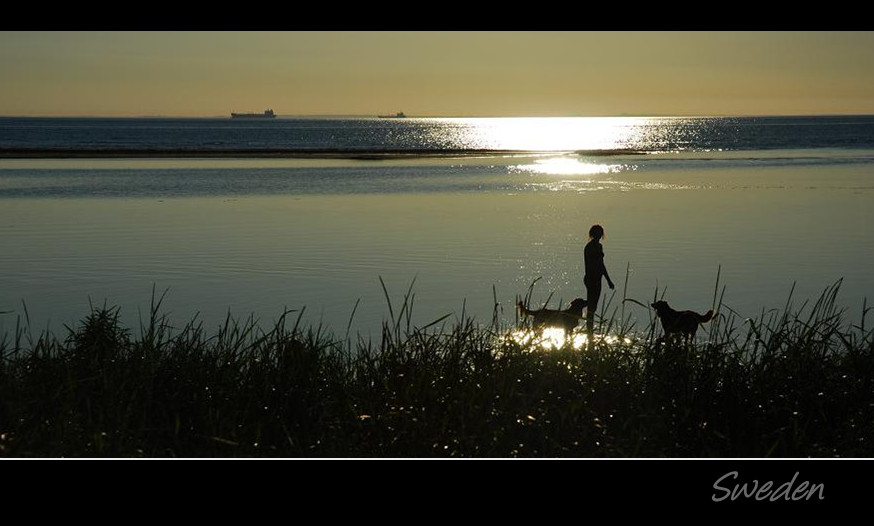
(3, 111, 874, 119)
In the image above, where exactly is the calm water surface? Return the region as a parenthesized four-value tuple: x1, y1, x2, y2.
(1, 116, 873, 340)
(2, 158, 872, 339)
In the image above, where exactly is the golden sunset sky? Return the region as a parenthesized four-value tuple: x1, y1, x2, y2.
(1, 31, 873, 117)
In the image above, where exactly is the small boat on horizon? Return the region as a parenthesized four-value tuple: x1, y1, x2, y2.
(378, 111, 406, 118)
(231, 109, 276, 119)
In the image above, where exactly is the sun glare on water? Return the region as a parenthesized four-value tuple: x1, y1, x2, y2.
(425, 116, 650, 152)
(512, 156, 623, 176)
(424, 117, 646, 185)
(507, 327, 631, 351)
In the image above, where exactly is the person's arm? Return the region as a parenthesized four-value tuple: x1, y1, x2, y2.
(602, 248, 615, 289)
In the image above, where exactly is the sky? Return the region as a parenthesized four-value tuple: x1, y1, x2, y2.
(1, 31, 873, 118)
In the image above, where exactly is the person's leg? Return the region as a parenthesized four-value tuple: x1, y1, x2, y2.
(586, 282, 601, 340)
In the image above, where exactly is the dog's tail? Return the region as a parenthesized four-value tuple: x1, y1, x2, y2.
(700, 310, 714, 323)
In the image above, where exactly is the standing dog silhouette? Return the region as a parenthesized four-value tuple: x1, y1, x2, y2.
(651, 300, 714, 343)
(518, 298, 587, 337)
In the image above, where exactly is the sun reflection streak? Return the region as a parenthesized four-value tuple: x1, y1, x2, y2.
(423, 116, 651, 152)
(503, 327, 633, 351)
(511, 156, 623, 176)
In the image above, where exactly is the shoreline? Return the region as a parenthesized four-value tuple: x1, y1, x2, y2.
(0, 148, 647, 160)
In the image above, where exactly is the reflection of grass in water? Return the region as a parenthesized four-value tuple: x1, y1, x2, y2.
(0, 279, 872, 458)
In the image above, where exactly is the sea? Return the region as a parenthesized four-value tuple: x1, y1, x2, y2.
(1, 115, 873, 342)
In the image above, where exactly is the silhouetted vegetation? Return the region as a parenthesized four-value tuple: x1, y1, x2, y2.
(1, 281, 872, 458)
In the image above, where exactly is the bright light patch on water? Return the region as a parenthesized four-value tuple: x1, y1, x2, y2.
(506, 328, 632, 351)
(423, 117, 650, 151)
(524, 179, 702, 193)
(512, 157, 621, 176)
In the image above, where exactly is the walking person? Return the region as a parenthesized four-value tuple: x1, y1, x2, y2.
(584, 224, 614, 344)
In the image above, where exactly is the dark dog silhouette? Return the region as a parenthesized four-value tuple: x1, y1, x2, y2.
(651, 300, 714, 343)
(518, 298, 587, 335)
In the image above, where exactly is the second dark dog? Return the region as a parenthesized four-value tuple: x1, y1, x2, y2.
(518, 298, 587, 335)
(651, 300, 714, 343)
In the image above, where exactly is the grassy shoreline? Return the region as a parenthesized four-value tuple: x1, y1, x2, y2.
(1, 282, 872, 458)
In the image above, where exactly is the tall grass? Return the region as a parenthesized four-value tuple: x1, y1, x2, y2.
(1, 279, 872, 458)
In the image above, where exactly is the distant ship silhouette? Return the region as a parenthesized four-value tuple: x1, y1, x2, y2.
(378, 111, 406, 118)
(231, 109, 276, 119)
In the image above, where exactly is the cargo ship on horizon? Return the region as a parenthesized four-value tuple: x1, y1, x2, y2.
(231, 109, 276, 119)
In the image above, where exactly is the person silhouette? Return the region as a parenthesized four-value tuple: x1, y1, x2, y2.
(584, 224, 614, 344)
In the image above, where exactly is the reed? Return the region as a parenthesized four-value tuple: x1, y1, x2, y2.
(1, 278, 871, 458)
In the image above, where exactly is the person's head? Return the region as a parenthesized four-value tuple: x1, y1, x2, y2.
(589, 224, 605, 241)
